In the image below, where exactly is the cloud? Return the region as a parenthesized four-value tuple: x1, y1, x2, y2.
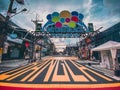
(103, 0, 120, 15)
(0, 0, 9, 11)
(11, 13, 34, 31)
(1, 0, 120, 48)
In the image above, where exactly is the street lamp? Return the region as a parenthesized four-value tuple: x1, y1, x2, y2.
(6, 0, 27, 21)
(10, 8, 27, 18)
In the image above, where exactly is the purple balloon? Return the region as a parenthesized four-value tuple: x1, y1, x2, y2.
(66, 18, 70, 23)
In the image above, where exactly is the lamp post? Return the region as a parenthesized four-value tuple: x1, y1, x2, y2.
(31, 14, 43, 61)
(6, 0, 26, 22)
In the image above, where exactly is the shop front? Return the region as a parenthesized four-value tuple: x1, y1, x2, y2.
(2, 36, 25, 60)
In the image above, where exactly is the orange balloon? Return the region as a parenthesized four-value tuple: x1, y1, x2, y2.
(60, 10, 71, 18)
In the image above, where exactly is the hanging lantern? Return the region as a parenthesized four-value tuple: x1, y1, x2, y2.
(25, 41, 29, 48)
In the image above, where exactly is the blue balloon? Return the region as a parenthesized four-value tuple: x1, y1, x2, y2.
(46, 14, 52, 21)
(79, 13, 84, 20)
(52, 12, 59, 17)
(71, 11, 79, 16)
(60, 18, 65, 23)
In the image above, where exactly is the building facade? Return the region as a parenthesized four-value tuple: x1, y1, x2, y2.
(0, 14, 34, 61)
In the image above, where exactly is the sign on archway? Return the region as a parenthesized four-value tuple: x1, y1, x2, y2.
(43, 10, 91, 38)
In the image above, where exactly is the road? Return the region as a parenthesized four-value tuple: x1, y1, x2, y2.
(0, 56, 120, 90)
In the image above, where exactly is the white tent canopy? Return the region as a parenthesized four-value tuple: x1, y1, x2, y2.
(91, 41, 120, 70)
(91, 41, 120, 51)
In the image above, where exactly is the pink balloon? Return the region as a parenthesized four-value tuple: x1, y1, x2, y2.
(55, 22, 62, 28)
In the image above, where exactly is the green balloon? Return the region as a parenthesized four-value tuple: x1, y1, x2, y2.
(68, 21, 76, 28)
(52, 16, 60, 23)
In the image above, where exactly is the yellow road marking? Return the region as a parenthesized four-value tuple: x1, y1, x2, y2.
(72, 61, 112, 81)
(44, 60, 57, 82)
(6, 61, 48, 81)
(64, 60, 89, 82)
(0, 64, 36, 80)
(0, 82, 120, 88)
(70, 60, 97, 82)
(52, 60, 70, 82)
(28, 61, 50, 82)
(2, 61, 45, 75)
(20, 60, 50, 82)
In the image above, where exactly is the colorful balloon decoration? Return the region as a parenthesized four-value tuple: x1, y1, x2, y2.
(46, 14, 52, 21)
(55, 22, 62, 28)
(71, 11, 79, 16)
(60, 18, 65, 23)
(68, 21, 76, 28)
(71, 16, 79, 22)
(44, 10, 87, 29)
(60, 10, 71, 18)
(65, 18, 70, 23)
(52, 16, 60, 23)
(52, 12, 59, 17)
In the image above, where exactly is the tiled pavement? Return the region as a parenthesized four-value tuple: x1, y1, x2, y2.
(76, 60, 120, 80)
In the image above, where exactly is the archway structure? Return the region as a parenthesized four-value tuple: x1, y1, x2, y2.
(42, 10, 92, 38)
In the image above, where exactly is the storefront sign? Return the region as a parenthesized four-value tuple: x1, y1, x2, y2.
(7, 36, 23, 44)
(10, 33, 17, 39)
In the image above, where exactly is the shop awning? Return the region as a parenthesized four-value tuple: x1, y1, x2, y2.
(91, 41, 120, 51)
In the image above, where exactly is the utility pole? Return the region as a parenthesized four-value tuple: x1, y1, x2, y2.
(0, 0, 26, 63)
(31, 14, 43, 61)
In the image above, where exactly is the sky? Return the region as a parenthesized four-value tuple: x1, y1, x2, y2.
(0, 0, 120, 51)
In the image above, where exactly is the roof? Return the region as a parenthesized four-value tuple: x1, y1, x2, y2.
(91, 41, 120, 51)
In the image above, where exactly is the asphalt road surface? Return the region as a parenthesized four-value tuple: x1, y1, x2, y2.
(0, 56, 120, 90)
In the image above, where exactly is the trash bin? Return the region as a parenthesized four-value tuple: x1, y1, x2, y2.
(115, 70, 120, 76)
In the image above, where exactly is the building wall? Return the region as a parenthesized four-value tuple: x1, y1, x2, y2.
(94, 22, 120, 47)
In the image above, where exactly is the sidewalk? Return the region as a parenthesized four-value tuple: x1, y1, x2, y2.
(0, 59, 28, 73)
(86, 64, 120, 80)
(0, 56, 51, 73)
(77, 60, 120, 80)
